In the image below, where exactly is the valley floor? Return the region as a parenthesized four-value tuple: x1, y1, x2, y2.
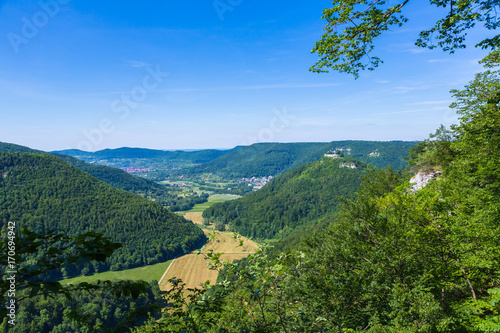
(62, 194, 258, 290)
(159, 211, 258, 290)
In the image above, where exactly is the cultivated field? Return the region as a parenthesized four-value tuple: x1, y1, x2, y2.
(183, 212, 204, 225)
(159, 230, 258, 290)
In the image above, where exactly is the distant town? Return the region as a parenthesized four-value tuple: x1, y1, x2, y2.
(120, 168, 152, 174)
(237, 176, 273, 190)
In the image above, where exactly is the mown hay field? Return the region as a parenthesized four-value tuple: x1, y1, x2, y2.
(159, 231, 258, 290)
(183, 212, 204, 225)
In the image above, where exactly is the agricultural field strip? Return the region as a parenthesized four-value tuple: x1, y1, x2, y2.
(158, 236, 208, 286)
(158, 258, 176, 286)
(159, 194, 257, 290)
(159, 231, 258, 290)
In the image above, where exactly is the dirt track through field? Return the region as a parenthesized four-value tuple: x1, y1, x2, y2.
(159, 230, 258, 290)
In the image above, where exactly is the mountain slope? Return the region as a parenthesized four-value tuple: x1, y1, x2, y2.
(0, 152, 205, 277)
(176, 141, 416, 179)
(52, 141, 416, 181)
(52, 153, 208, 211)
(0, 141, 42, 153)
(203, 156, 371, 239)
(179, 142, 331, 179)
(0, 142, 207, 211)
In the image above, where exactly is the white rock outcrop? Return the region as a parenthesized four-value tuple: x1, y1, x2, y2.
(410, 171, 442, 191)
(339, 163, 357, 169)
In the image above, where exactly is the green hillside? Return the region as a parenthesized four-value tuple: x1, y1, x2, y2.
(53, 146, 239, 171)
(0, 141, 42, 153)
(0, 152, 205, 278)
(0, 142, 208, 211)
(52, 153, 208, 211)
(203, 156, 371, 240)
(174, 141, 416, 180)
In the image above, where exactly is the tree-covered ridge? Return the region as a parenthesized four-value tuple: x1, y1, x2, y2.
(173, 141, 415, 180)
(203, 157, 371, 240)
(0, 142, 209, 212)
(53, 147, 237, 162)
(53, 147, 239, 173)
(52, 153, 208, 212)
(0, 152, 205, 277)
(0, 141, 42, 154)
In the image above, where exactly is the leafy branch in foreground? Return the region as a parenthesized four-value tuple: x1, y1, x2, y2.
(311, 0, 500, 77)
(0, 228, 120, 304)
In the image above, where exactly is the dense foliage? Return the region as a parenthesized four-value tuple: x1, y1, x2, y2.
(203, 157, 370, 240)
(172, 141, 415, 180)
(0, 152, 205, 277)
(0, 225, 158, 331)
(1, 280, 163, 333)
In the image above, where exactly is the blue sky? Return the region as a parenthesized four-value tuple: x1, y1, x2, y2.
(0, 1, 494, 151)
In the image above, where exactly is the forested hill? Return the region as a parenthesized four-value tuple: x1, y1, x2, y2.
(52, 153, 208, 211)
(0, 152, 205, 278)
(175, 141, 416, 179)
(203, 156, 371, 240)
(0, 141, 42, 153)
(0, 142, 208, 211)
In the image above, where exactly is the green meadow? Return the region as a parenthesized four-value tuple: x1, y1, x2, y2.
(61, 260, 173, 285)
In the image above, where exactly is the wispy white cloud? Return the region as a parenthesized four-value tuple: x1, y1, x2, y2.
(427, 59, 449, 63)
(373, 106, 449, 116)
(393, 84, 431, 94)
(157, 82, 344, 93)
(294, 115, 375, 127)
(386, 42, 428, 54)
(408, 100, 452, 105)
(124, 60, 152, 68)
(74, 82, 343, 97)
(295, 117, 339, 127)
(407, 48, 427, 54)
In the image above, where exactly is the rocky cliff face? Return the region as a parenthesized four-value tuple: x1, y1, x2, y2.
(410, 170, 442, 191)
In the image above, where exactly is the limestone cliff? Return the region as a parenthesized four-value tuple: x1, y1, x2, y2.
(410, 170, 442, 191)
